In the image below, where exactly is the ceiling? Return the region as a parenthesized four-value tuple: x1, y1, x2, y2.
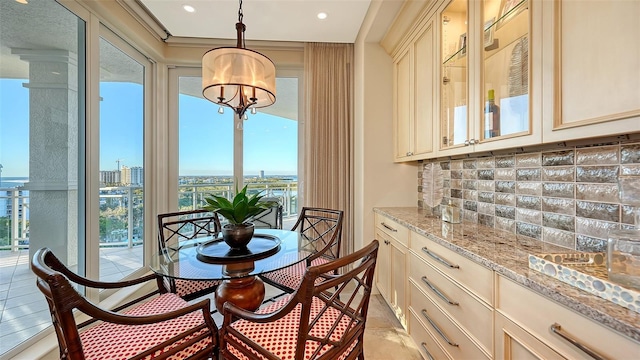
(139, 0, 374, 43)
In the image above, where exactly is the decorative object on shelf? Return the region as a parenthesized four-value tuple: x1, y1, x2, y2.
(484, 89, 501, 139)
(202, 185, 275, 248)
(497, 0, 528, 29)
(201, 0, 276, 119)
(508, 36, 529, 97)
(442, 200, 461, 224)
(483, 17, 498, 50)
(458, 33, 467, 58)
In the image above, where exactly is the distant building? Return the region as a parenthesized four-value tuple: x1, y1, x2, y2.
(100, 170, 120, 186)
(121, 166, 131, 185)
(260, 170, 265, 179)
(130, 166, 143, 185)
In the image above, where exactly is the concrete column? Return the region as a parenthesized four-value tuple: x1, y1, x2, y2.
(13, 48, 79, 266)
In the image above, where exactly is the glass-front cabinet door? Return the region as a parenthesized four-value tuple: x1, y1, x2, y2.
(440, 0, 468, 150)
(481, 0, 530, 141)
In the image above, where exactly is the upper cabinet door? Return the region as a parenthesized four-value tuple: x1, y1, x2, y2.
(440, 0, 469, 152)
(394, 46, 413, 160)
(541, 0, 640, 142)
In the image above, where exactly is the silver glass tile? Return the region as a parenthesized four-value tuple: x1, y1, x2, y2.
(542, 197, 575, 216)
(440, 161, 451, 170)
(622, 205, 636, 225)
(576, 235, 607, 252)
(495, 193, 516, 206)
(576, 146, 619, 165)
(463, 159, 477, 169)
(451, 169, 463, 179)
(463, 180, 478, 190)
(495, 156, 516, 168)
(496, 181, 516, 193)
(543, 228, 576, 249)
(495, 168, 516, 180)
(542, 212, 575, 232)
(450, 179, 462, 189)
(575, 183, 619, 202)
(542, 166, 575, 182)
(516, 195, 541, 210)
(542, 150, 574, 166)
(516, 182, 542, 196)
(479, 214, 494, 227)
(476, 157, 495, 169)
(621, 143, 640, 164)
(576, 165, 619, 183)
(443, 179, 451, 188)
(478, 202, 495, 215)
(575, 217, 619, 239)
(516, 152, 541, 167)
(463, 211, 478, 223)
(477, 180, 495, 192)
(516, 168, 541, 181)
(516, 222, 542, 239)
(463, 189, 478, 201)
(496, 205, 516, 219)
(478, 191, 495, 203)
(451, 160, 463, 170)
(576, 201, 620, 222)
(478, 169, 494, 180)
(464, 200, 478, 212)
(451, 189, 463, 199)
(542, 182, 574, 198)
(443, 170, 452, 179)
(495, 217, 516, 233)
(516, 208, 542, 224)
(463, 169, 478, 179)
(621, 164, 640, 176)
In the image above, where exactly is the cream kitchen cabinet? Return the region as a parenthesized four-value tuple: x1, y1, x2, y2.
(438, 0, 543, 157)
(540, 0, 640, 143)
(374, 213, 409, 328)
(496, 275, 640, 360)
(393, 13, 437, 162)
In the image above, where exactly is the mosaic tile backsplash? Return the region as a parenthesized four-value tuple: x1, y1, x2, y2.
(418, 141, 640, 252)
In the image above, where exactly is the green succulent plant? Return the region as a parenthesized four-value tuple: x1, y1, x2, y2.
(202, 185, 274, 225)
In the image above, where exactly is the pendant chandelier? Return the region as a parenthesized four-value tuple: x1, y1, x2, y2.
(202, 0, 276, 118)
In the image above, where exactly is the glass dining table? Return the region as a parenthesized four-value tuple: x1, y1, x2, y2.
(149, 229, 311, 313)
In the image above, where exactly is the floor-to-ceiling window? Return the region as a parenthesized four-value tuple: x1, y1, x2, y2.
(168, 68, 301, 222)
(0, 0, 86, 354)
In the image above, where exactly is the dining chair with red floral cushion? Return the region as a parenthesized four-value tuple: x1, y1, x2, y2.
(219, 239, 379, 360)
(158, 208, 222, 301)
(259, 207, 343, 295)
(31, 247, 219, 360)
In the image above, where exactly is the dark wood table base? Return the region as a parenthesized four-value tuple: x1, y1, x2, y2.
(215, 261, 266, 313)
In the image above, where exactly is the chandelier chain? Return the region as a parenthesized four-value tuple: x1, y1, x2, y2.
(238, 0, 243, 24)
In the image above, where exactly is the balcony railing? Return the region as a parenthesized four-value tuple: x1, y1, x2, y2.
(0, 181, 298, 251)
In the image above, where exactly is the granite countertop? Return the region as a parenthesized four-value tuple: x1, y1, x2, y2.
(374, 207, 640, 343)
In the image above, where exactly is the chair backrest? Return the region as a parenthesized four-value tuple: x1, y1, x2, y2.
(293, 240, 379, 360)
(292, 207, 343, 259)
(247, 197, 283, 229)
(31, 248, 165, 359)
(157, 209, 221, 252)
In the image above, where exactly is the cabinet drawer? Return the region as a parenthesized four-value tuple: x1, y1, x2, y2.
(409, 282, 490, 360)
(497, 275, 640, 359)
(411, 232, 493, 304)
(375, 213, 409, 247)
(409, 308, 451, 360)
(409, 254, 493, 353)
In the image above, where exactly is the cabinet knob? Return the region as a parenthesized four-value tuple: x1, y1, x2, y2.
(406, 151, 413, 156)
(464, 139, 470, 146)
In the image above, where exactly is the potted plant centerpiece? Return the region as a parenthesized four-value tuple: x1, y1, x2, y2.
(202, 185, 274, 249)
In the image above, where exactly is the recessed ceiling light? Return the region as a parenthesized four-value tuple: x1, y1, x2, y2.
(317, 12, 327, 20)
(15, 0, 28, 4)
(183, 4, 195, 13)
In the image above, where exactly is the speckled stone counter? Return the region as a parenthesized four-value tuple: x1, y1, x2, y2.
(374, 207, 640, 343)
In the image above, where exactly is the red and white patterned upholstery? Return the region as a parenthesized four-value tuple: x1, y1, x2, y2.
(165, 278, 221, 299)
(260, 257, 330, 290)
(225, 296, 357, 360)
(80, 293, 213, 359)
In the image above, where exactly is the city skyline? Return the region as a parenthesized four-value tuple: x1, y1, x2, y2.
(0, 78, 298, 178)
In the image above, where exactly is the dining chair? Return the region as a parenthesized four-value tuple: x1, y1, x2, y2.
(31, 247, 218, 360)
(220, 239, 379, 360)
(259, 207, 343, 294)
(158, 209, 222, 301)
(247, 196, 283, 229)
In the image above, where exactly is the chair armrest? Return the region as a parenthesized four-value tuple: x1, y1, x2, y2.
(222, 296, 299, 326)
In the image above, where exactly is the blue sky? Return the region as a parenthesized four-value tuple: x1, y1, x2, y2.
(0, 79, 297, 178)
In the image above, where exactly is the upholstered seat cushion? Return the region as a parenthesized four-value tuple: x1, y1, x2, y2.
(80, 293, 213, 359)
(171, 278, 220, 298)
(260, 257, 331, 290)
(225, 295, 357, 360)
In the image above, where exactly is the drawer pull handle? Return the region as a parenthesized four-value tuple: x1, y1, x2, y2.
(421, 276, 459, 305)
(382, 222, 398, 232)
(420, 342, 435, 360)
(422, 247, 460, 269)
(550, 323, 606, 360)
(421, 309, 459, 347)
